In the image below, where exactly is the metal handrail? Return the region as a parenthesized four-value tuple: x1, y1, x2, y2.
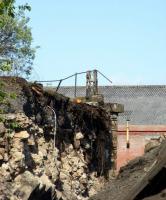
(36, 69, 112, 96)
(36, 70, 112, 84)
(36, 71, 87, 83)
(97, 70, 112, 84)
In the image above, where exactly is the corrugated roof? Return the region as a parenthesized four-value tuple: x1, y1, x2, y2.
(55, 85, 166, 125)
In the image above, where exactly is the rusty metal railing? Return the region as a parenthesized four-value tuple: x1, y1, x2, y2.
(36, 69, 112, 98)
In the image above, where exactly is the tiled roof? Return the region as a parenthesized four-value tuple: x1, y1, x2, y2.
(56, 85, 166, 125)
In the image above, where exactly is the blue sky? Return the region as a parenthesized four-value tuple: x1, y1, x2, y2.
(17, 0, 166, 85)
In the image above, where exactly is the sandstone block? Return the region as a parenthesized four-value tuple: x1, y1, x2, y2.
(14, 131, 29, 139)
(5, 114, 16, 120)
(74, 139, 80, 149)
(13, 152, 24, 162)
(0, 154, 3, 160)
(75, 132, 84, 140)
(0, 123, 6, 134)
(0, 148, 5, 156)
(59, 172, 69, 180)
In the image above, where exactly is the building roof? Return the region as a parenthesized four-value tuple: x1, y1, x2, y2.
(56, 85, 166, 125)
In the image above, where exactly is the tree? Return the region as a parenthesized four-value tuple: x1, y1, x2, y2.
(0, 0, 15, 17)
(0, 0, 36, 78)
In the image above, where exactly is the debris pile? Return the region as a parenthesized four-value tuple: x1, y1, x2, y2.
(0, 113, 59, 199)
(0, 77, 112, 200)
(2, 77, 165, 200)
(144, 134, 166, 153)
(89, 139, 166, 200)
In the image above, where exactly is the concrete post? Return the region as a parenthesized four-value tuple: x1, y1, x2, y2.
(104, 103, 124, 178)
(86, 71, 91, 99)
(93, 69, 98, 95)
(110, 113, 118, 177)
(86, 70, 98, 99)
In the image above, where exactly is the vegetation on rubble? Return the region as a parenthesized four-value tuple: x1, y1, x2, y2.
(0, 0, 36, 117)
(0, 80, 17, 118)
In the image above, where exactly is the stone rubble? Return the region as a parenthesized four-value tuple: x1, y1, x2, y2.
(0, 113, 104, 200)
(145, 134, 166, 153)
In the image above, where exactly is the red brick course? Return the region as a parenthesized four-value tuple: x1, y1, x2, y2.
(118, 125, 166, 134)
(117, 125, 166, 171)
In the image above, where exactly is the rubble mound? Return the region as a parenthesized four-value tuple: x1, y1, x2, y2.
(0, 77, 112, 200)
(89, 139, 166, 200)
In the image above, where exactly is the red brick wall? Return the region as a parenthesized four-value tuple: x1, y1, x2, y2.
(117, 125, 166, 171)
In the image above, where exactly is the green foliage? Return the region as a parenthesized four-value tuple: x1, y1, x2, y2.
(0, 0, 15, 17)
(9, 92, 17, 99)
(0, 61, 12, 72)
(0, 0, 36, 78)
(0, 80, 17, 114)
(18, 3, 31, 12)
(6, 120, 21, 135)
(8, 121, 21, 130)
(0, 80, 7, 104)
(0, 89, 6, 101)
(0, 115, 5, 122)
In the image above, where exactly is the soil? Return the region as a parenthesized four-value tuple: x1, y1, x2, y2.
(89, 140, 166, 200)
(0, 76, 28, 113)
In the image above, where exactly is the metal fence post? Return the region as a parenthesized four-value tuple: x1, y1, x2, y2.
(74, 73, 77, 98)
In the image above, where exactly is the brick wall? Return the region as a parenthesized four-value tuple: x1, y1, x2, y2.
(117, 125, 166, 170)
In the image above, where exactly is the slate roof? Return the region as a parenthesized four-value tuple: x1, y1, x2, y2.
(56, 85, 166, 125)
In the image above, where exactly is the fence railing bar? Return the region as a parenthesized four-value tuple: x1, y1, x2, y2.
(56, 80, 62, 92)
(74, 73, 77, 97)
(97, 70, 112, 84)
(36, 71, 87, 83)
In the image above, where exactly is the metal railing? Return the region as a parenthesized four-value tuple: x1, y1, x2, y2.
(36, 69, 112, 98)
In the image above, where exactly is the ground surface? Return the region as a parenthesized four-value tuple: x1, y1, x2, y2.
(90, 140, 166, 200)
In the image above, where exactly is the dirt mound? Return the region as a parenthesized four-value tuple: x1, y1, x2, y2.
(0, 77, 112, 200)
(89, 140, 166, 200)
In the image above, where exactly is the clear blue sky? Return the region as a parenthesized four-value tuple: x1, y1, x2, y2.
(17, 0, 166, 85)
